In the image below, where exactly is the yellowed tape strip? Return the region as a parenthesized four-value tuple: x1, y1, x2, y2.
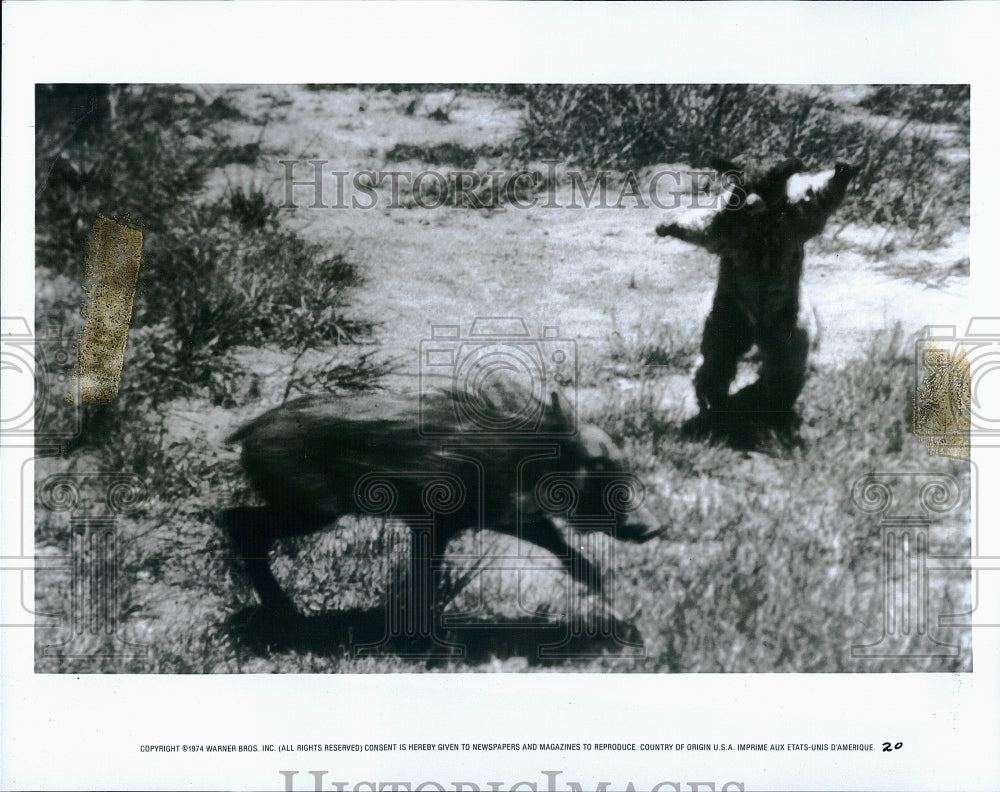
(71, 215, 143, 404)
(913, 343, 971, 459)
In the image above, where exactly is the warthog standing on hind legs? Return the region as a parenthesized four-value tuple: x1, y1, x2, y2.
(656, 158, 858, 443)
(222, 375, 662, 622)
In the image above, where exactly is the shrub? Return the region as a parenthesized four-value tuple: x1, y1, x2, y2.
(858, 85, 970, 125)
(34, 84, 381, 451)
(35, 85, 256, 278)
(508, 84, 969, 247)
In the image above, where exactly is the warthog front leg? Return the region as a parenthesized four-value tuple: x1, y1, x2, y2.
(221, 506, 338, 615)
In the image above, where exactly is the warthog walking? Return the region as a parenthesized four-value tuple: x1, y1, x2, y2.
(656, 157, 858, 439)
(222, 375, 662, 617)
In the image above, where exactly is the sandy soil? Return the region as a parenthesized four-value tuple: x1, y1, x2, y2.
(206, 85, 968, 427)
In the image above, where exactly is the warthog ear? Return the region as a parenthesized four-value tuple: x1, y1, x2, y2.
(550, 390, 577, 431)
(550, 391, 564, 421)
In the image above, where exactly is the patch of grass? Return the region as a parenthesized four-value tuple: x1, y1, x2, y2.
(38, 326, 967, 673)
(507, 84, 969, 248)
(603, 322, 699, 380)
(35, 85, 255, 278)
(32, 87, 970, 674)
(33, 85, 390, 672)
(876, 256, 970, 289)
(615, 325, 968, 672)
(35, 84, 381, 455)
(386, 141, 497, 170)
(228, 184, 281, 231)
(138, 196, 369, 364)
(858, 85, 970, 125)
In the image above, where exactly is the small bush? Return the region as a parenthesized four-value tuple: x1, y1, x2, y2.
(507, 84, 969, 247)
(138, 197, 369, 369)
(386, 141, 498, 169)
(859, 85, 970, 125)
(35, 85, 253, 277)
(35, 84, 380, 454)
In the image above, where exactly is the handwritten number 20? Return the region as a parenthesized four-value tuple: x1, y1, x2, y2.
(882, 742, 903, 752)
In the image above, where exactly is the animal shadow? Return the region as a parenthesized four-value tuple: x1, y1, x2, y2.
(680, 393, 806, 452)
(225, 605, 644, 667)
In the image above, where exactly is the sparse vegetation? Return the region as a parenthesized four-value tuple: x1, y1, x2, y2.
(34, 85, 381, 444)
(375, 84, 968, 248)
(33, 85, 970, 673)
(506, 84, 969, 248)
(859, 84, 970, 125)
(35, 321, 970, 672)
(386, 141, 499, 170)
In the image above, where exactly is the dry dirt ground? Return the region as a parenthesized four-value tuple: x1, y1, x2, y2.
(204, 85, 968, 428)
(39, 86, 971, 672)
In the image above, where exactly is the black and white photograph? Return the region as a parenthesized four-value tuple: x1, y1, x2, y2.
(3, 3, 999, 791)
(28, 80, 974, 674)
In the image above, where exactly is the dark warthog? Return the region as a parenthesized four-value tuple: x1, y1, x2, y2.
(656, 157, 858, 440)
(222, 376, 662, 617)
